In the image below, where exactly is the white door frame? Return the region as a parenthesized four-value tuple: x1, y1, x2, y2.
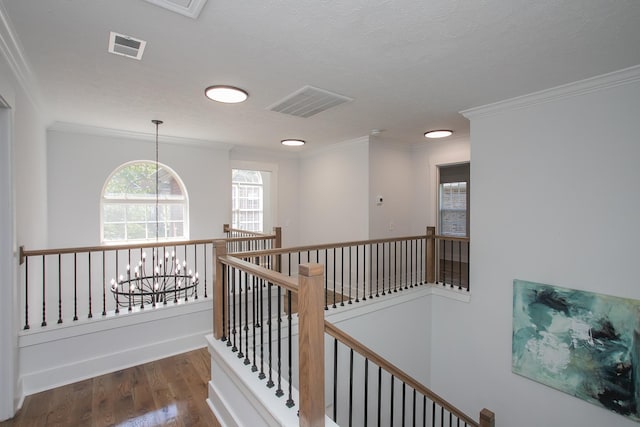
(0, 96, 17, 420)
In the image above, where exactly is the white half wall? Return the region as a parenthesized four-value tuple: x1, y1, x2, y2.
(19, 300, 212, 396)
(430, 66, 640, 427)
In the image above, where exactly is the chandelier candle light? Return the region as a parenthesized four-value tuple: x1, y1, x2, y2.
(110, 249, 199, 310)
(110, 120, 199, 311)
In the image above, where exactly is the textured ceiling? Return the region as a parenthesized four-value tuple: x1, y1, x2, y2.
(2, 0, 640, 149)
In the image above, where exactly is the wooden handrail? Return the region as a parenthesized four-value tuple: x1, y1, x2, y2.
(224, 223, 276, 238)
(19, 229, 281, 265)
(229, 233, 467, 260)
(19, 238, 217, 263)
(229, 234, 432, 259)
(433, 234, 470, 243)
(217, 254, 298, 294)
(324, 320, 482, 427)
(225, 235, 277, 244)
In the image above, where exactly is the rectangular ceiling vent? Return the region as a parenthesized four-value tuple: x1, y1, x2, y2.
(143, 0, 208, 19)
(268, 85, 353, 118)
(108, 32, 147, 60)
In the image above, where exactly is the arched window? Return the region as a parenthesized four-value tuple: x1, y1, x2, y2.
(232, 169, 263, 232)
(101, 161, 189, 243)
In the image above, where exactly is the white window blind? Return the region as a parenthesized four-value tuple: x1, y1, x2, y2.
(439, 163, 470, 237)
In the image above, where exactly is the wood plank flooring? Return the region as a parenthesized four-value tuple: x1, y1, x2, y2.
(1, 348, 221, 427)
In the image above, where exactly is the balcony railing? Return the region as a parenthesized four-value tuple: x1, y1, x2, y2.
(224, 223, 282, 253)
(17, 225, 463, 334)
(19, 240, 214, 330)
(18, 226, 281, 331)
(224, 227, 470, 309)
(212, 240, 492, 426)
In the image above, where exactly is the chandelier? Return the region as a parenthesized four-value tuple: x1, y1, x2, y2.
(110, 120, 199, 310)
(111, 249, 199, 309)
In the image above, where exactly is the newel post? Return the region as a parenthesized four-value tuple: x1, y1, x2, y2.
(274, 226, 282, 273)
(213, 240, 227, 340)
(426, 226, 436, 283)
(298, 263, 325, 427)
(479, 408, 495, 427)
(223, 223, 230, 234)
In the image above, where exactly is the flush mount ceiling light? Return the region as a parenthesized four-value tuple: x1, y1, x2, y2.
(204, 85, 249, 103)
(424, 130, 453, 139)
(281, 139, 306, 147)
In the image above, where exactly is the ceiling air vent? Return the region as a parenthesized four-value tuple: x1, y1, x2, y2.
(268, 85, 353, 118)
(143, 0, 208, 19)
(108, 32, 147, 60)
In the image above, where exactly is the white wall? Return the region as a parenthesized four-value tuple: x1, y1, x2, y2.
(0, 44, 48, 419)
(47, 126, 230, 248)
(13, 93, 47, 249)
(430, 67, 640, 427)
(299, 138, 370, 245)
(368, 139, 414, 239)
(329, 288, 432, 386)
(230, 147, 301, 247)
(409, 136, 470, 235)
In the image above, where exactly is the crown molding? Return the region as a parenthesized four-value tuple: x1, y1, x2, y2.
(0, 2, 48, 118)
(299, 135, 370, 159)
(230, 145, 301, 160)
(461, 64, 640, 120)
(48, 121, 233, 151)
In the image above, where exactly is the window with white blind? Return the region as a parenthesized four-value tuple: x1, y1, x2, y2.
(438, 163, 470, 237)
(232, 169, 264, 232)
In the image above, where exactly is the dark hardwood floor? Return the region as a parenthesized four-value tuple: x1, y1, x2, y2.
(0, 348, 221, 427)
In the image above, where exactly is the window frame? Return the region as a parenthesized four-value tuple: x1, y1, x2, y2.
(232, 169, 264, 232)
(229, 161, 278, 234)
(100, 160, 189, 244)
(437, 162, 470, 238)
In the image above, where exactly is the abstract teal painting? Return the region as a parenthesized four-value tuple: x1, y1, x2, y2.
(513, 279, 640, 422)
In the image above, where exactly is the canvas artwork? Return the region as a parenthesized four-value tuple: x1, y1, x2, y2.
(512, 279, 640, 422)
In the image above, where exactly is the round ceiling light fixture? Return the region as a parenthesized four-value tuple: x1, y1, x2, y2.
(424, 130, 453, 139)
(281, 139, 306, 147)
(204, 85, 249, 103)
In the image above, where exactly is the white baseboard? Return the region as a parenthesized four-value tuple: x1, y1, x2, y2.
(14, 377, 23, 414)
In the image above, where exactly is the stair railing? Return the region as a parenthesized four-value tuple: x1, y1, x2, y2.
(325, 321, 494, 426)
(213, 239, 492, 427)
(223, 223, 282, 254)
